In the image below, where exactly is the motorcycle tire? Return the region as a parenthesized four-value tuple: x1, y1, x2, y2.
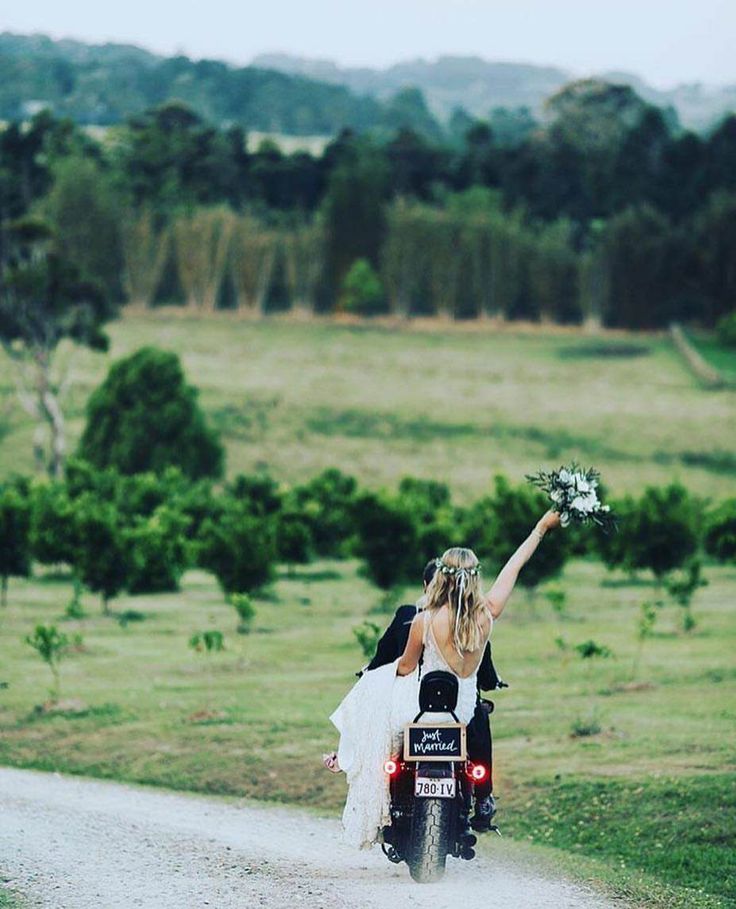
(407, 797, 452, 883)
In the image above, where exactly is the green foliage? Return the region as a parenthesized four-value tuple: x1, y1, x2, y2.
(715, 311, 736, 347)
(289, 469, 359, 558)
(227, 473, 283, 518)
(353, 491, 421, 589)
(25, 623, 69, 699)
(72, 496, 129, 612)
(464, 475, 569, 589)
(230, 594, 256, 634)
(396, 476, 455, 563)
(570, 715, 602, 737)
(0, 484, 31, 605)
(574, 639, 613, 659)
(341, 258, 387, 316)
(29, 483, 80, 567)
(353, 620, 382, 659)
(543, 586, 568, 617)
(664, 559, 708, 632)
(198, 504, 276, 595)
(704, 498, 736, 563)
(623, 484, 701, 579)
(189, 630, 225, 654)
(275, 511, 313, 565)
(78, 347, 224, 479)
(125, 505, 191, 594)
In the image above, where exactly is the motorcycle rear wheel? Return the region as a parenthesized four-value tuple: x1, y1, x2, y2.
(407, 797, 452, 883)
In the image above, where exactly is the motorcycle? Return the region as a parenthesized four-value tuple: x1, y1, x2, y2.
(381, 670, 496, 883)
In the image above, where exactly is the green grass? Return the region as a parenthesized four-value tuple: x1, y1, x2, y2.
(0, 556, 734, 906)
(1, 313, 735, 499)
(688, 332, 736, 385)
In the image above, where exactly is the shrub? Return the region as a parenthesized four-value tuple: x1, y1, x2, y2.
(77, 347, 224, 479)
(396, 477, 456, 562)
(189, 630, 225, 654)
(227, 473, 283, 518)
(198, 505, 276, 594)
(353, 491, 421, 589)
(463, 475, 569, 590)
(231, 594, 256, 634)
(30, 483, 80, 568)
(353, 620, 382, 658)
(574, 639, 613, 659)
(715, 310, 736, 347)
(704, 498, 736, 563)
(341, 258, 387, 315)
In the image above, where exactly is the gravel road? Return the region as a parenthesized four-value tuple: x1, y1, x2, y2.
(1, 767, 621, 909)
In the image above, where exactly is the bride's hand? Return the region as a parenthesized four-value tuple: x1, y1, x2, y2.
(538, 509, 561, 533)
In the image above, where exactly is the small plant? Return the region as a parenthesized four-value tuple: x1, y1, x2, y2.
(117, 609, 146, 628)
(632, 599, 661, 678)
(571, 714, 603, 737)
(230, 593, 256, 634)
(353, 620, 382, 659)
(575, 639, 613, 659)
(25, 623, 70, 701)
(189, 630, 225, 654)
(543, 586, 569, 618)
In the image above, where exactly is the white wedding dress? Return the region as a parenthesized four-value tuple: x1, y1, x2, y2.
(330, 611, 489, 849)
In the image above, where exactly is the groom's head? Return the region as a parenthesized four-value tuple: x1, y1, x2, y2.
(423, 558, 438, 591)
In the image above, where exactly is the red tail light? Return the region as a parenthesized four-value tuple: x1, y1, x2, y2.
(383, 759, 398, 775)
(469, 763, 488, 782)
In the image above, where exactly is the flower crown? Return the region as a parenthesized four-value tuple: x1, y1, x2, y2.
(434, 558, 481, 577)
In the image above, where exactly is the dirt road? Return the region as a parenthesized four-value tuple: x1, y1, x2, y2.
(0, 767, 620, 909)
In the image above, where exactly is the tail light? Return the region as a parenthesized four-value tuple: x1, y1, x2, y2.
(468, 763, 488, 782)
(383, 759, 399, 776)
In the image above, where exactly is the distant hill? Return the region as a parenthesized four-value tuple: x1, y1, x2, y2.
(253, 52, 736, 132)
(0, 32, 410, 137)
(2, 32, 734, 137)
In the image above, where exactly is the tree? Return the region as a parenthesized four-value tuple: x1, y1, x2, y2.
(77, 347, 224, 479)
(29, 482, 80, 568)
(289, 468, 359, 557)
(125, 505, 191, 594)
(0, 219, 116, 476)
(353, 492, 421, 589)
(621, 484, 700, 580)
(198, 505, 276, 595)
(276, 511, 313, 567)
(341, 258, 387, 316)
(463, 475, 569, 590)
(0, 483, 31, 605)
(26, 623, 69, 701)
(72, 496, 129, 613)
(704, 499, 736, 563)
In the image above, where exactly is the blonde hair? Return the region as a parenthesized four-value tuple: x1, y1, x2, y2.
(424, 547, 485, 654)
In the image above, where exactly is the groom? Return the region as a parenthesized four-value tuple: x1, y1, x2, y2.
(362, 559, 506, 831)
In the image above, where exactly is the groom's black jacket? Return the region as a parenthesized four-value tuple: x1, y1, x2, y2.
(365, 604, 503, 691)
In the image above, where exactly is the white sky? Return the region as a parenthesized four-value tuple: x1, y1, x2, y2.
(2, 0, 735, 88)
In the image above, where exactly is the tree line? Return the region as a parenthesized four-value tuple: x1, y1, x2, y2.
(1, 81, 735, 331)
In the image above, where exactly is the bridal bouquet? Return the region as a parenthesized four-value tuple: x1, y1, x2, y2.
(526, 463, 615, 530)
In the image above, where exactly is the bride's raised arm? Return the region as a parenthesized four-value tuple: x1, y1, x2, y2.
(485, 509, 561, 619)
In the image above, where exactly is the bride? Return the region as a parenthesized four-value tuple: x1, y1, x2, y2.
(328, 508, 561, 848)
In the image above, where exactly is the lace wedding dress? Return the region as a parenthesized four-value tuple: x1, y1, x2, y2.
(330, 611, 489, 849)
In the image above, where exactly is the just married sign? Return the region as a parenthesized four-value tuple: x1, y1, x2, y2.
(403, 724, 467, 762)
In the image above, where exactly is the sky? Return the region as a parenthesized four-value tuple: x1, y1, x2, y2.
(2, 0, 735, 89)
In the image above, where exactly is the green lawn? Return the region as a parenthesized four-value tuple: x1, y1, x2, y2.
(0, 556, 733, 907)
(1, 313, 735, 499)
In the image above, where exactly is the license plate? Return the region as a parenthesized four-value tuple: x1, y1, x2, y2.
(414, 777, 456, 799)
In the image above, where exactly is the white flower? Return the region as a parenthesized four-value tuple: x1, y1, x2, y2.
(550, 489, 564, 503)
(576, 478, 591, 494)
(558, 469, 572, 486)
(601, 504, 611, 512)
(560, 511, 571, 527)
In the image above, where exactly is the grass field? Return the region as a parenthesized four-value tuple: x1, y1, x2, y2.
(688, 332, 736, 385)
(0, 555, 734, 908)
(1, 312, 735, 500)
(1, 313, 735, 907)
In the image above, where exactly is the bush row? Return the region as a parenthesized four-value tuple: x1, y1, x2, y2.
(1, 463, 734, 610)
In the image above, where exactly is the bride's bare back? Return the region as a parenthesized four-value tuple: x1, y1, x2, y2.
(426, 604, 492, 679)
